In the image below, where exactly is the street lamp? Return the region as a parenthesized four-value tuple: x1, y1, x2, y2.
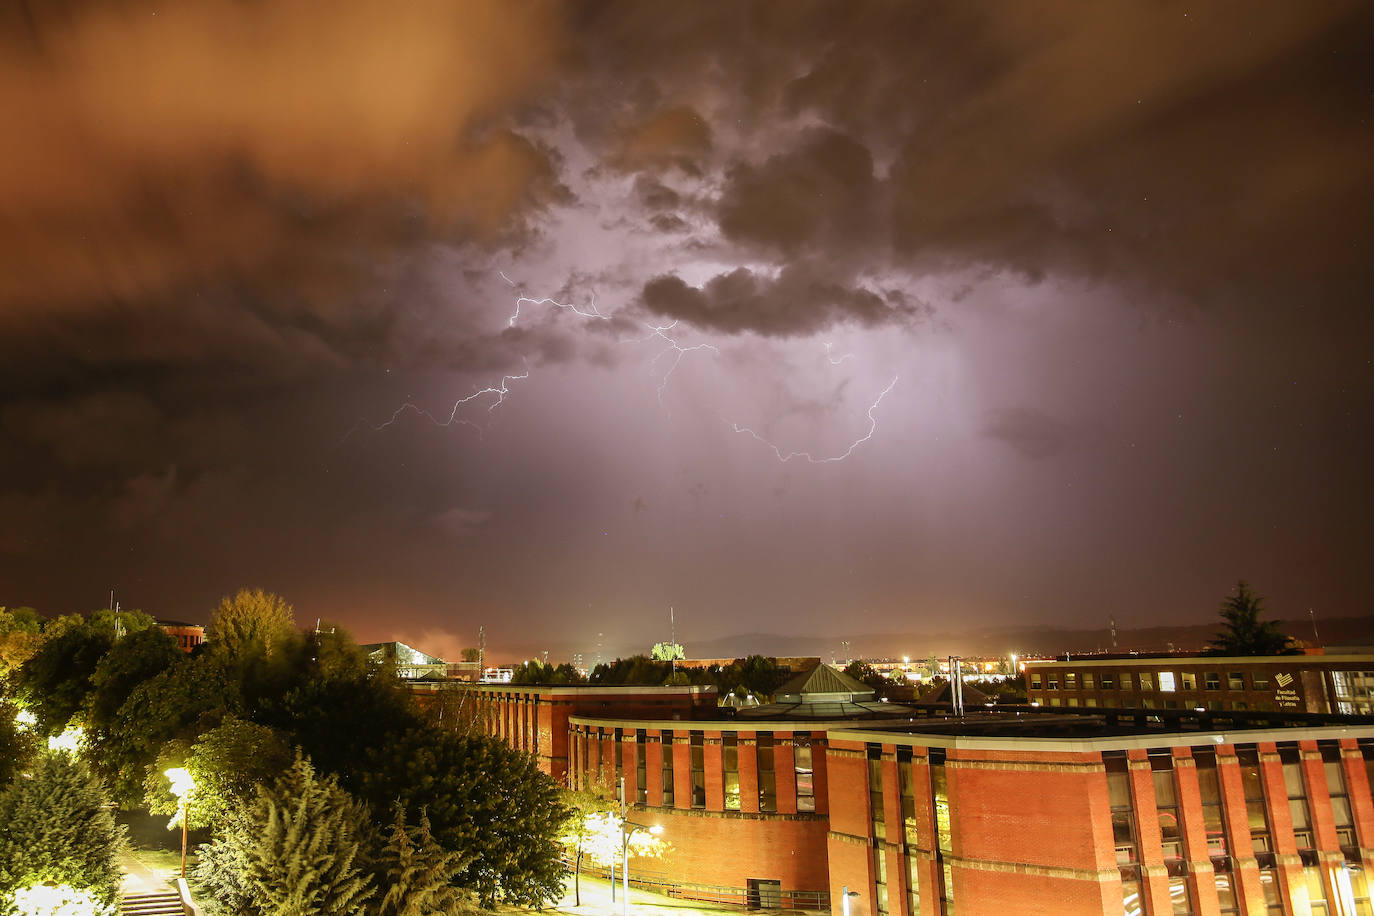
(621, 822, 664, 916)
(164, 767, 195, 879)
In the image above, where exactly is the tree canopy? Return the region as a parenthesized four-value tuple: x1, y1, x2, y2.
(1209, 581, 1294, 656)
(0, 751, 126, 912)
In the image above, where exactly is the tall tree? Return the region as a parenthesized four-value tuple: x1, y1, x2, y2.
(98, 654, 244, 806)
(356, 729, 569, 908)
(194, 755, 375, 916)
(1209, 581, 1294, 656)
(0, 751, 126, 911)
(207, 589, 297, 662)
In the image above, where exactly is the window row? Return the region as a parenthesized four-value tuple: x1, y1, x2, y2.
(1032, 669, 1280, 693)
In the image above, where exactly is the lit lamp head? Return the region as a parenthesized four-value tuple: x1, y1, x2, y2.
(648, 824, 664, 836)
(164, 767, 195, 800)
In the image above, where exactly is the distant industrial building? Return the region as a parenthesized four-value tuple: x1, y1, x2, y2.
(360, 641, 447, 680)
(1026, 653, 1374, 716)
(461, 663, 1374, 914)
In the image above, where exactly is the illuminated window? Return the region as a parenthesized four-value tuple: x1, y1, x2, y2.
(1322, 745, 1356, 852)
(1105, 754, 1142, 916)
(1227, 672, 1245, 691)
(1280, 746, 1316, 859)
(723, 734, 740, 810)
(661, 730, 674, 807)
(690, 732, 705, 808)
(758, 735, 776, 813)
(898, 748, 918, 845)
(1181, 672, 1197, 691)
(1101, 673, 1115, 690)
(1065, 673, 1077, 689)
(1252, 671, 1269, 690)
(795, 739, 815, 812)
(1139, 672, 1154, 691)
(635, 730, 647, 805)
(1030, 673, 1043, 689)
(1159, 672, 1176, 692)
(1047, 675, 1059, 690)
(868, 746, 886, 840)
(1082, 672, 1095, 690)
(1205, 673, 1220, 691)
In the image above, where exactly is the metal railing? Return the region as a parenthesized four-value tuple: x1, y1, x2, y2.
(566, 859, 830, 911)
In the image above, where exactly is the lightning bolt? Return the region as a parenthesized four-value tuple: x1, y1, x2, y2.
(339, 369, 530, 445)
(507, 292, 608, 327)
(641, 320, 720, 406)
(729, 375, 899, 463)
(824, 341, 855, 365)
(352, 271, 901, 466)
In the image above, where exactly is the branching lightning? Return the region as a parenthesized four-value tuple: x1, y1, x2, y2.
(729, 375, 899, 463)
(823, 341, 855, 365)
(351, 270, 899, 466)
(339, 369, 530, 444)
(642, 319, 720, 406)
(507, 292, 608, 327)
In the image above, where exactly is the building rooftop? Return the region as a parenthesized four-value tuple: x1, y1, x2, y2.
(836, 704, 1374, 745)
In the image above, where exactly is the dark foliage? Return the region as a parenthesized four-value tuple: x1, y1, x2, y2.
(1208, 581, 1295, 656)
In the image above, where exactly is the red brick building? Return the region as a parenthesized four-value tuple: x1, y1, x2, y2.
(1026, 654, 1374, 715)
(829, 716, 1374, 916)
(157, 619, 204, 653)
(466, 665, 1374, 914)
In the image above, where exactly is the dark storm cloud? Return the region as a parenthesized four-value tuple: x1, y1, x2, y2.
(0, 0, 561, 322)
(570, 1, 1374, 312)
(717, 128, 881, 258)
(640, 265, 925, 337)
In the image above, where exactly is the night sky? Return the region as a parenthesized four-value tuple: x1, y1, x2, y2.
(2, 2, 1371, 660)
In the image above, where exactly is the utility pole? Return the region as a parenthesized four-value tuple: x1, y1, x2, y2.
(1309, 608, 1320, 646)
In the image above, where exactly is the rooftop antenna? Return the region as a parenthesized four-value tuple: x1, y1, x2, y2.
(1308, 608, 1320, 646)
(478, 625, 486, 677)
(670, 606, 676, 675)
(1110, 617, 1118, 650)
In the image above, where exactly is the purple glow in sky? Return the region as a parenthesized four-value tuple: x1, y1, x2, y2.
(0, 2, 1370, 659)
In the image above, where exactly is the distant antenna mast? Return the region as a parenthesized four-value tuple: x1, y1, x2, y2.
(1110, 617, 1118, 650)
(670, 607, 676, 675)
(478, 626, 486, 677)
(1308, 608, 1320, 645)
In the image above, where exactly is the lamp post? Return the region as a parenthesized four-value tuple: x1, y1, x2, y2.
(164, 767, 195, 879)
(616, 775, 664, 915)
(620, 822, 664, 916)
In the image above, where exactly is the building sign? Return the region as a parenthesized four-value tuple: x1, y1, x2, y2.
(1273, 672, 1300, 709)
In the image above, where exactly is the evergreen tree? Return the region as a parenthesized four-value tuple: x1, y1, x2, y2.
(375, 804, 472, 916)
(1209, 581, 1294, 656)
(0, 751, 125, 912)
(193, 754, 375, 916)
(357, 729, 568, 908)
